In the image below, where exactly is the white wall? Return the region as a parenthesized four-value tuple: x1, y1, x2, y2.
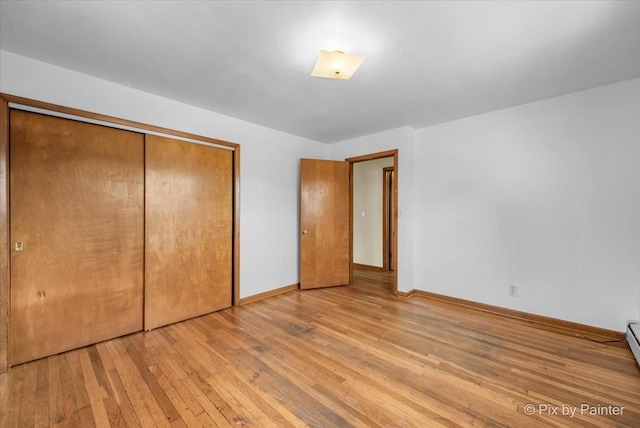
(413, 78, 640, 331)
(3, 50, 637, 331)
(353, 157, 394, 267)
(0, 50, 329, 299)
(330, 127, 416, 293)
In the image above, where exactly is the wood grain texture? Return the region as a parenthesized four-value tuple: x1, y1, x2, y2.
(145, 135, 233, 330)
(3, 93, 241, 310)
(399, 288, 626, 340)
(239, 283, 299, 305)
(300, 159, 350, 289)
(233, 145, 241, 306)
(1, 267, 638, 427)
(352, 263, 384, 272)
(383, 166, 396, 272)
(345, 149, 398, 163)
(353, 266, 395, 290)
(391, 153, 398, 293)
(0, 96, 8, 373)
(0, 93, 238, 150)
(10, 110, 144, 365)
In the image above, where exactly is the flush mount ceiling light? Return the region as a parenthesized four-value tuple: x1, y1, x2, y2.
(310, 50, 366, 80)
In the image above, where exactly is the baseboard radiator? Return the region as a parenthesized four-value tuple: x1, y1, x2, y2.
(627, 321, 640, 367)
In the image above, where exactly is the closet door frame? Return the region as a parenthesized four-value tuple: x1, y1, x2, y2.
(0, 93, 241, 373)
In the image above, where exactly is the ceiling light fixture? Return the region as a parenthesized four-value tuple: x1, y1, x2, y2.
(310, 50, 366, 80)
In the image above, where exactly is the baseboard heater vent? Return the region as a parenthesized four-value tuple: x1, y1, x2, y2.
(627, 321, 640, 367)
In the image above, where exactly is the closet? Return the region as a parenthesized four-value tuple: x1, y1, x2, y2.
(6, 107, 235, 366)
(145, 135, 232, 330)
(10, 110, 144, 365)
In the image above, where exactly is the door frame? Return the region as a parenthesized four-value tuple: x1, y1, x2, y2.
(382, 166, 395, 272)
(0, 93, 241, 372)
(346, 149, 398, 294)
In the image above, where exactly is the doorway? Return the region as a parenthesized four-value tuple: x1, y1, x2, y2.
(347, 150, 398, 294)
(383, 166, 395, 272)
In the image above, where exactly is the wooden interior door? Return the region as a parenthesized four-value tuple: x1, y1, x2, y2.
(145, 135, 233, 330)
(10, 110, 144, 365)
(300, 159, 349, 289)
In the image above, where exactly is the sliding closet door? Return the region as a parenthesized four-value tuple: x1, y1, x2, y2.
(10, 110, 144, 365)
(145, 135, 232, 330)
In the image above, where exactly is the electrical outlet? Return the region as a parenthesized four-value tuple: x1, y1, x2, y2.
(509, 285, 518, 297)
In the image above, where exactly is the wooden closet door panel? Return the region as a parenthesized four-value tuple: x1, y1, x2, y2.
(145, 135, 232, 330)
(10, 110, 144, 365)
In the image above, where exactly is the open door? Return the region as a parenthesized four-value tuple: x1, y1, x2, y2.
(300, 159, 350, 289)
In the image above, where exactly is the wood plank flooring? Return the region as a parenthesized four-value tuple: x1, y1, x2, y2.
(1, 269, 639, 427)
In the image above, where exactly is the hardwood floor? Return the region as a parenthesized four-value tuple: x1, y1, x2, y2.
(352, 268, 394, 290)
(1, 269, 639, 427)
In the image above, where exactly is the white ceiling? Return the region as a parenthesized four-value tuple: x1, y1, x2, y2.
(1, 1, 639, 143)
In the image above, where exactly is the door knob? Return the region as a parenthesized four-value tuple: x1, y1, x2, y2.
(302, 230, 308, 235)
